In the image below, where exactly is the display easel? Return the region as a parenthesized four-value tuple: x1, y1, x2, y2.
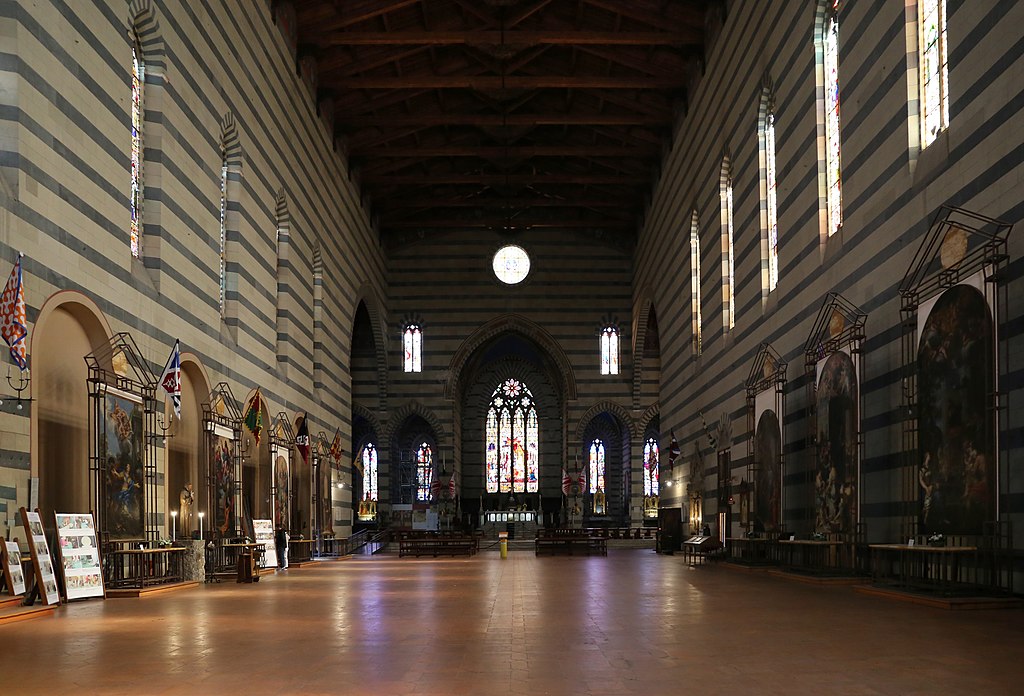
(19, 508, 59, 606)
(1, 539, 26, 599)
(54, 512, 106, 602)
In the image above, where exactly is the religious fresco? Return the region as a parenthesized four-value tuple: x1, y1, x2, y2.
(917, 284, 994, 534)
(754, 409, 782, 533)
(815, 351, 858, 534)
(274, 453, 289, 529)
(212, 436, 235, 536)
(102, 394, 145, 539)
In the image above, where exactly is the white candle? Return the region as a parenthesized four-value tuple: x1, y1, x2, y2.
(198, 512, 204, 538)
(171, 510, 177, 541)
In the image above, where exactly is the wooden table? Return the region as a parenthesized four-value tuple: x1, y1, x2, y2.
(288, 539, 315, 564)
(726, 537, 774, 565)
(109, 547, 186, 588)
(868, 544, 978, 594)
(778, 539, 847, 574)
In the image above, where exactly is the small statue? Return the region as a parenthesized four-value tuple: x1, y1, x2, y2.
(179, 483, 195, 535)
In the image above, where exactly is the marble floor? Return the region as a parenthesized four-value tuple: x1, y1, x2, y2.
(4, 550, 1023, 695)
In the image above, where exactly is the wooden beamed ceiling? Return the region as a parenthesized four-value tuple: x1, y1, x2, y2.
(292, 0, 711, 247)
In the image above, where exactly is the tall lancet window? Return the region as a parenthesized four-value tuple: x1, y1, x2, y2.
(361, 443, 378, 501)
(764, 109, 779, 293)
(600, 326, 619, 375)
(218, 151, 228, 315)
(485, 378, 539, 494)
(690, 211, 702, 354)
(720, 159, 735, 331)
(919, 0, 949, 147)
(416, 442, 433, 501)
(130, 35, 144, 258)
(403, 324, 422, 373)
(589, 439, 606, 494)
(822, 0, 843, 237)
(644, 437, 660, 497)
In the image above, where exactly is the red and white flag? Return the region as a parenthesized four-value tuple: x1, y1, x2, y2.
(430, 475, 442, 500)
(576, 470, 587, 493)
(561, 468, 572, 496)
(448, 472, 457, 499)
(0, 254, 28, 370)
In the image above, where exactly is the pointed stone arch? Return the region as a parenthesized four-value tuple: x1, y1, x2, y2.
(385, 401, 446, 444)
(631, 294, 659, 409)
(127, 0, 165, 73)
(352, 403, 384, 451)
(353, 282, 389, 408)
(637, 402, 660, 438)
(574, 400, 637, 442)
(444, 314, 577, 401)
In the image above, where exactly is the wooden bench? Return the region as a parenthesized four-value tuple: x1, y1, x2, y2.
(535, 532, 607, 557)
(398, 537, 477, 558)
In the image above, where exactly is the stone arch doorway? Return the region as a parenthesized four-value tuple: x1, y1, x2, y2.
(166, 354, 210, 535)
(579, 411, 633, 526)
(30, 292, 112, 523)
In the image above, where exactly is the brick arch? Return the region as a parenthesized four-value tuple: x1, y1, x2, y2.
(574, 400, 636, 442)
(385, 401, 446, 445)
(127, 0, 165, 72)
(637, 402, 660, 438)
(220, 113, 243, 170)
(352, 403, 383, 447)
(353, 282, 389, 408)
(444, 314, 577, 401)
(631, 294, 658, 408)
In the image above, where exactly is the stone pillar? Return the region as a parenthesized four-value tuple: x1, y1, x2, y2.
(179, 539, 205, 582)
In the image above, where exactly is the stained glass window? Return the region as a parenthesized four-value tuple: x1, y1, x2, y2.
(403, 324, 422, 372)
(919, 0, 948, 148)
(492, 245, 530, 284)
(644, 438, 659, 497)
(589, 439, 606, 494)
(721, 161, 735, 331)
(219, 155, 228, 316)
(416, 442, 432, 501)
(765, 111, 779, 292)
(130, 37, 144, 259)
(600, 326, 619, 375)
(485, 378, 539, 493)
(690, 211, 702, 355)
(823, 1, 843, 237)
(361, 443, 378, 501)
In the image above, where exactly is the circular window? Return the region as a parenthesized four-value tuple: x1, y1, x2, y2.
(492, 245, 531, 285)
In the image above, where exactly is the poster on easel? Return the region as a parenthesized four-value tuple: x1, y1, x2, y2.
(252, 519, 277, 568)
(19, 508, 59, 606)
(55, 513, 105, 600)
(1, 540, 26, 596)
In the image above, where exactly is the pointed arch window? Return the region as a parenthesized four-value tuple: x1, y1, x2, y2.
(415, 442, 432, 501)
(763, 108, 780, 293)
(361, 443, 378, 501)
(403, 324, 422, 373)
(588, 439, 606, 494)
(600, 326, 619, 375)
(644, 437, 659, 497)
(822, 1, 843, 237)
(720, 159, 735, 331)
(218, 150, 228, 316)
(690, 211, 702, 354)
(130, 35, 144, 258)
(485, 378, 539, 494)
(919, 0, 948, 147)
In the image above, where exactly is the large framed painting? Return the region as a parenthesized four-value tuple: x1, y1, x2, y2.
(815, 349, 858, 534)
(917, 281, 995, 534)
(211, 433, 235, 537)
(754, 406, 782, 533)
(274, 448, 290, 529)
(100, 391, 145, 539)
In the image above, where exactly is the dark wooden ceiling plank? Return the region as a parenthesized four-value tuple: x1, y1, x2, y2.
(362, 173, 644, 185)
(325, 75, 683, 89)
(339, 112, 671, 126)
(321, 30, 697, 45)
(350, 144, 659, 157)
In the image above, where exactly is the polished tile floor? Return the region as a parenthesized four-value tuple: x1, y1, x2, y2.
(4, 550, 1023, 695)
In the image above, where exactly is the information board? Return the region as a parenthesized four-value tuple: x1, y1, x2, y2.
(1, 540, 26, 596)
(252, 519, 277, 568)
(55, 513, 105, 600)
(20, 508, 59, 605)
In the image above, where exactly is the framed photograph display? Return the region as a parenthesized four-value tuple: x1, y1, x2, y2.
(20, 508, 60, 606)
(55, 513, 105, 600)
(2, 540, 26, 596)
(252, 519, 277, 568)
